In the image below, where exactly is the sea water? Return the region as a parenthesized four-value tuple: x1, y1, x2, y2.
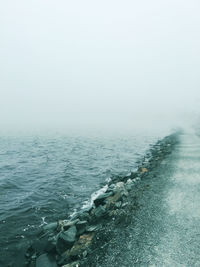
(0, 130, 170, 266)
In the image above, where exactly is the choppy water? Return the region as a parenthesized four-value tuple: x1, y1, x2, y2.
(0, 131, 169, 266)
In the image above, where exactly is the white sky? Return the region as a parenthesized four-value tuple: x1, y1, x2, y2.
(0, 0, 200, 134)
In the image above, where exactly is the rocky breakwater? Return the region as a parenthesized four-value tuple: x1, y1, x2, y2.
(25, 133, 179, 267)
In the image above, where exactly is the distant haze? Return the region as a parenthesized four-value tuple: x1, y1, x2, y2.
(1, 0, 200, 134)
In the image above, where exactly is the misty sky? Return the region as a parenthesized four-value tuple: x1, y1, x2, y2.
(0, 0, 200, 134)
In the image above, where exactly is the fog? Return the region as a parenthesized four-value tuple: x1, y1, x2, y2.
(0, 0, 200, 135)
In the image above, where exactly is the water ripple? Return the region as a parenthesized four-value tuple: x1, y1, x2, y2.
(0, 131, 168, 266)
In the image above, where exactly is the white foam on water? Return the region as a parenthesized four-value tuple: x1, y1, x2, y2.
(82, 184, 108, 210)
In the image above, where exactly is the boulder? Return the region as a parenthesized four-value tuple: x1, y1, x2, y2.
(114, 182, 128, 196)
(107, 183, 115, 191)
(31, 236, 55, 254)
(125, 179, 134, 191)
(77, 212, 90, 222)
(56, 226, 77, 254)
(57, 250, 71, 265)
(94, 205, 106, 218)
(36, 254, 57, 267)
(125, 184, 133, 191)
(108, 210, 117, 217)
(69, 233, 94, 257)
(140, 167, 148, 174)
(43, 222, 58, 232)
(115, 201, 122, 208)
(62, 261, 80, 267)
(58, 219, 79, 231)
(76, 221, 88, 235)
(31, 239, 48, 254)
(86, 224, 102, 232)
(93, 192, 113, 207)
(105, 192, 122, 208)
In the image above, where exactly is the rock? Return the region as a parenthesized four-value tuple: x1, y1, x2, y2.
(29, 261, 36, 267)
(31, 239, 46, 254)
(83, 250, 87, 258)
(76, 221, 88, 235)
(63, 226, 77, 242)
(81, 205, 93, 213)
(56, 226, 77, 254)
(31, 237, 54, 254)
(94, 192, 113, 207)
(58, 219, 80, 231)
(58, 247, 73, 265)
(105, 192, 122, 208)
(125, 179, 134, 191)
(58, 250, 70, 265)
(108, 210, 117, 217)
(125, 184, 132, 191)
(36, 254, 57, 267)
(128, 171, 139, 179)
(114, 182, 128, 196)
(114, 181, 124, 190)
(43, 222, 58, 232)
(94, 205, 106, 218)
(45, 240, 56, 253)
(31, 254, 37, 260)
(30, 234, 56, 254)
(69, 233, 95, 257)
(114, 209, 127, 224)
(86, 224, 102, 232)
(122, 202, 128, 207)
(140, 167, 148, 174)
(115, 201, 122, 208)
(132, 177, 140, 183)
(77, 212, 90, 222)
(62, 261, 80, 267)
(107, 183, 115, 191)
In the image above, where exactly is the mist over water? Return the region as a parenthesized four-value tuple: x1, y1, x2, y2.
(0, 0, 200, 134)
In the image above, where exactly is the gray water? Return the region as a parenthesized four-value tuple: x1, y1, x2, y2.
(0, 131, 169, 266)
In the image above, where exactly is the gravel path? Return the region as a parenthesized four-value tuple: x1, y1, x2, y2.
(86, 132, 200, 266)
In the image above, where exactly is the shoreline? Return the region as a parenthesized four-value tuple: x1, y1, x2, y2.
(26, 133, 179, 267)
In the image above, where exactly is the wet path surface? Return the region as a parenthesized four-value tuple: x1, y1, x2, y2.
(88, 132, 200, 266)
